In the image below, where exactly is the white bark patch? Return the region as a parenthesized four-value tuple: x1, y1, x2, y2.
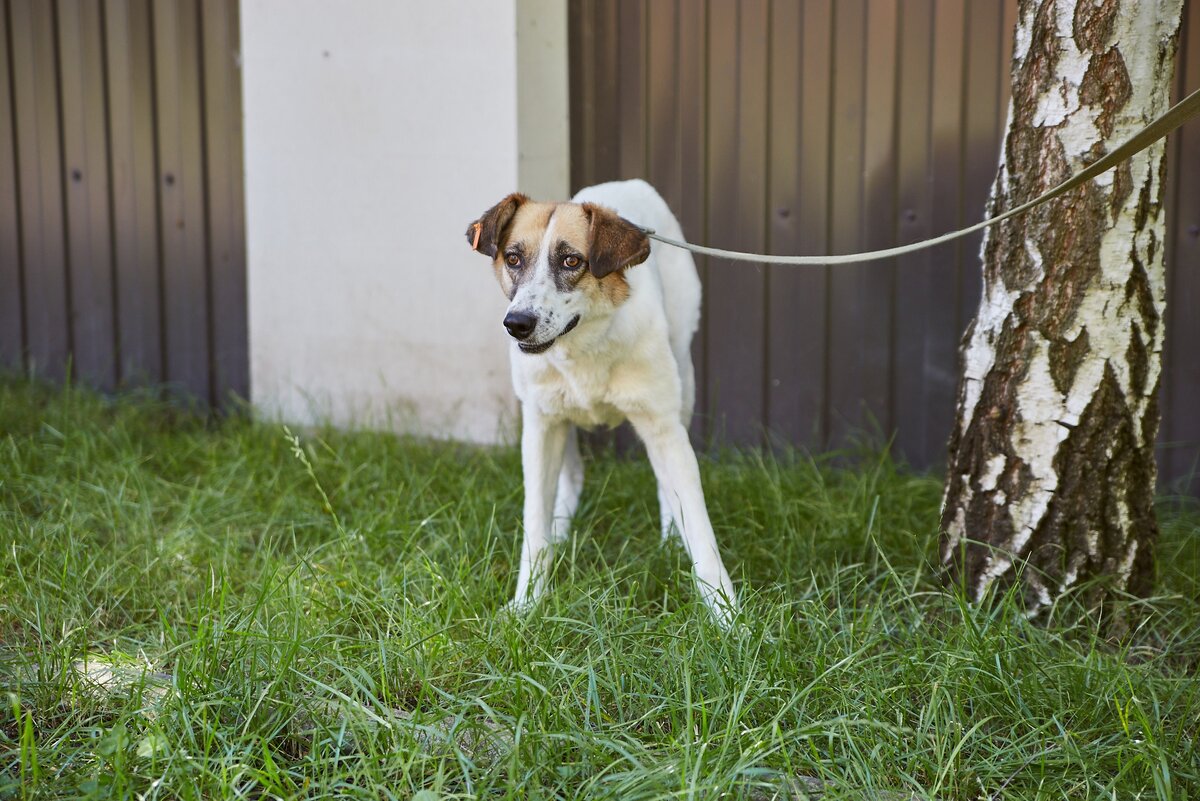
(977, 341, 1062, 600)
(980, 455, 1007, 492)
(944, 503, 969, 558)
(1012, 3, 1035, 63)
(1117, 537, 1140, 585)
(957, 279, 1019, 440)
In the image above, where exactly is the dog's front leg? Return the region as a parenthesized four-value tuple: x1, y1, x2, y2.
(630, 415, 737, 625)
(511, 405, 569, 610)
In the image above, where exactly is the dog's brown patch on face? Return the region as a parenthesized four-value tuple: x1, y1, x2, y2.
(574, 266, 631, 305)
(466, 193, 527, 258)
(582, 203, 651, 278)
(542, 205, 633, 305)
(487, 201, 556, 299)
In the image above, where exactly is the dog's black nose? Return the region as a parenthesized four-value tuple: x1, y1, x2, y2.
(504, 311, 538, 340)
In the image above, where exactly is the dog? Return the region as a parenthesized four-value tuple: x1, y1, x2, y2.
(465, 179, 737, 624)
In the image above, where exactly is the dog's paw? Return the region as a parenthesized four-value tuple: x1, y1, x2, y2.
(500, 596, 537, 618)
(699, 591, 741, 631)
(549, 519, 572, 544)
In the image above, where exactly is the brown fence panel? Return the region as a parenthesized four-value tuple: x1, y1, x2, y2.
(827, 0, 897, 447)
(59, 0, 117, 389)
(676, 3, 709, 441)
(153, 0, 210, 401)
(893, 0, 939, 464)
(707, 0, 769, 445)
(0, 0, 247, 405)
(9, 0, 70, 381)
(569, 0, 1200, 492)
(766, 0, 828, 450)
(201, 0, 246, 405)
(0, 2, 22, 367)
(106, 0, 163, 384)
(1165, 0, 1200, 497)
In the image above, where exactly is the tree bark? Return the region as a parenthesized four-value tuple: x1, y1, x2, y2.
(940, 0, 1184, 613)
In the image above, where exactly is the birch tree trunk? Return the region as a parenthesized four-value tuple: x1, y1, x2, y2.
(940, 0, 1184, 613)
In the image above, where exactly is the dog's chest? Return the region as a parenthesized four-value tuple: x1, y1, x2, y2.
(520, 356, 633, 429)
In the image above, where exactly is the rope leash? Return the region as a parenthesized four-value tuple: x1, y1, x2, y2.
(642, 86, 1200, 266)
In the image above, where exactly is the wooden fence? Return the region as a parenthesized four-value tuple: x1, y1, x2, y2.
(0, 0, 245, 405)
(568, 0, 1200, 494)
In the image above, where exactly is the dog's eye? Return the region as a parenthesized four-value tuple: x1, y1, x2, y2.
(563, 255, 583, 270)
(505, 253, 521, 268)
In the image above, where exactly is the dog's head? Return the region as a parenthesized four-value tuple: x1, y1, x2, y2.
(465, 194, 651, 354)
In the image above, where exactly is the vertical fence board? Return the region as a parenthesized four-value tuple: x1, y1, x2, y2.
(706, 0, 767, 445)
(201, 0, 247, 403)
(764, 0, 801, 445)
(58, 0, 116, 388)
(567, 0, 594, 191)
(616, 0, 645, 180)
(798, 0, 835, 448)
(105, 0, 162, 383)
(703, 0, 741, 442)
(859, 0, 898, 436)
(646, 0, 679, 209)
(767, 0, 826, 449)
(606, 0, 645, 452)
(825, 0, 869, 446)
(677, 0, 708, 438)
(647, 1, 704, 437)
(9, 0, 69, 380)
(0, 0, 24, 368)
(893, 0, 945, 468)
(1165, 2, 1200, 495)
(923, 1, 970, 468)
(646, 0, 692, 435)
(592, 1, 619, 182)
(153, 0, 210, 401)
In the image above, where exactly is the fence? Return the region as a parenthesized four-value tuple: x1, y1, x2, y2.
(567, 0, 1200, 494)
(0, 0, 245, 405)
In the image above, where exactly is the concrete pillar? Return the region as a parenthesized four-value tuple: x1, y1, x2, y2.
(242, 0, 568, 443)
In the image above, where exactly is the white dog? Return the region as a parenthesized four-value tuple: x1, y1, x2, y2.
(466, 179, 736, 624)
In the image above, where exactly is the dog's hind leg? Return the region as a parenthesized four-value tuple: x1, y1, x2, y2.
(659, 356, 696, 542)
(552, 426, 583, 543)
(631, 414, 737, 626)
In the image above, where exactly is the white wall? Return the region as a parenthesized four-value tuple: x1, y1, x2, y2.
(242, 1, 567, 443)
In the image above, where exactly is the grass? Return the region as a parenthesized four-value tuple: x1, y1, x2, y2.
(0, 377, 1197, 800)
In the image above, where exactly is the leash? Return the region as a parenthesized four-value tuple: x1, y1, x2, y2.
(642, 86, 1200, 266)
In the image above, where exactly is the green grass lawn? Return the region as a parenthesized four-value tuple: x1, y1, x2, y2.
(1, 379, 1198, 800)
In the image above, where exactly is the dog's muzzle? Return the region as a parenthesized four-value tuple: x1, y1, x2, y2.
(511, 314, 580, 354)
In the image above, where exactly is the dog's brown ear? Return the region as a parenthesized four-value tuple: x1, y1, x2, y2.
(466, 193, 529, 258)
(584, 203, 651, 279)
